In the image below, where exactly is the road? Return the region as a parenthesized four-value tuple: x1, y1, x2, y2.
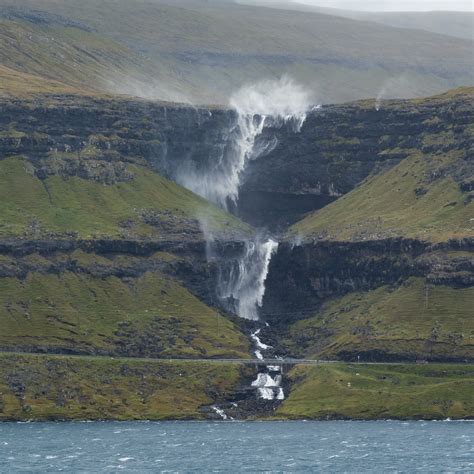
(1, 352, 467, 365)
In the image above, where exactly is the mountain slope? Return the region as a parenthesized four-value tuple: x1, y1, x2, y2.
(287, 88, 474, 244)
(0, 267, 249, 358)
(281, 277, 474, 361)
(288, 149, 473, 243)
(241, 2, 474, 40)
(0, 156, 247, 240)
(0, 0, 472, 104)
(278, 363, 474, 420)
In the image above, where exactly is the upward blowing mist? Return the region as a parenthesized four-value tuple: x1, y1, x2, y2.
(229, 76, 312, 125)
(375, 74, 411, 110)
(177, 76, 312, 210)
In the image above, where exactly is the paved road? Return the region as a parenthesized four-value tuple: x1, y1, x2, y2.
(1, 352, 467, 365)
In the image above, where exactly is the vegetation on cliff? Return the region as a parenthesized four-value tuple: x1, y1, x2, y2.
(281, 278, 473, 361)
(0, 82, 472, 419)
(0, 265, 249, 358)
(0, 156, 250, 240)
(289, 146, 473, 243)
(0, 354, 242, 421)
(277, 363, 474, 420)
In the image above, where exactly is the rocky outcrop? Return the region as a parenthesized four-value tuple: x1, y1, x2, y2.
(262, 238, 474, 325)
(238, 92, 473, 228)
(2, 90, 471, 228)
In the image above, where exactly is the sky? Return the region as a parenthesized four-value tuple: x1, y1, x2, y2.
(294, 0, 473, 11)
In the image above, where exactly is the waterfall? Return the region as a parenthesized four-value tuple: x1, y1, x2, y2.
(176, 113, 267, 210)
(176, 76, 311, 210)
(250, 327, 285, 401)
(217, 239, 278, 320)
(177, 77, 311, 321)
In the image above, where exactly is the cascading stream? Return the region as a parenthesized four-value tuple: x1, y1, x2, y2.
(174, 77, 312, 410)
(250, 328, 285, 401)
(217, 238, 279, 321)
(196, 77, 311, 321)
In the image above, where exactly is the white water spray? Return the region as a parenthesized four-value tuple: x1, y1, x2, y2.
(177, 76, 311, 210)
(375, 74, 410, 111)
(218, 239, 278, 320)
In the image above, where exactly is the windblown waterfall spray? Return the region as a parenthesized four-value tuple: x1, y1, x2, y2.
(177, 76, 311, 210)
(217, 238, 279, 320)
(193, 77, 311, 320)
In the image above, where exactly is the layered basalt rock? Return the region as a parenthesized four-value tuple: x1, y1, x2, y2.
(2, 90, 471, 228)
(262, 238, 474, 325)
(238, 91, 473, 227)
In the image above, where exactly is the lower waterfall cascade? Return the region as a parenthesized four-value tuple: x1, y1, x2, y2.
(250, 328, 285, 401)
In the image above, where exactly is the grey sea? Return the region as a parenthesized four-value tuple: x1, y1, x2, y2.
(0, 420, 472, 472)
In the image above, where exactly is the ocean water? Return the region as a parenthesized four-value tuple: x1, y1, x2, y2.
(0, 420, 472, 472)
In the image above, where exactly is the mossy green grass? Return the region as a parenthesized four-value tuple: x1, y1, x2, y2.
(282, 278, 474, 361)
(277, 363, 474, 420)
(289, 150, 473, 243)
(0, 156, 250, 239)
(0, 268, 250, 358)
(0, 353, 242, 421)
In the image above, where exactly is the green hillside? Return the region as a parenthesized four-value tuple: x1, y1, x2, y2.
(282, 278, 474, 361)
(0, 266, 249, 358)
(0, 0, 471, 103)
(0, 354, 244, 420)
(0, 156, 249, 240)
(0, 64, 87, 98)
(289, 147, 473, 243)
(0, 155, 251, 360)
(277, 363, 474, 420)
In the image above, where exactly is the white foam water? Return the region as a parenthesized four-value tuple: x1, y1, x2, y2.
(177, 76, 311, 210)
(251, 329, 272, 349)
(211, 406, 229, 420)
(249, 328, 285, 401)
(218, 239, 278, 320)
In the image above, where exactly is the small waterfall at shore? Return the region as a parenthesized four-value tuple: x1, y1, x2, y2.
(250, 328, 285, 401)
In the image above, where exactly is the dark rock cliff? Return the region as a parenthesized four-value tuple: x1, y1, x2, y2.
(238, 94, 473, 228)
(2, 90, 471, 229)
(262, 238, 474, 325)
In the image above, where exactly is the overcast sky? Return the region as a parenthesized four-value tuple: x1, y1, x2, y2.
(295, 0, 473, 11)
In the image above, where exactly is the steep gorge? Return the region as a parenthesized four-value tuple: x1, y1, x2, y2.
(0, 89, 473, 358)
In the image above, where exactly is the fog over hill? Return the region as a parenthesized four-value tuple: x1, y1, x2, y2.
(238, 0, 473, 40)
(0, 0, 472, 104)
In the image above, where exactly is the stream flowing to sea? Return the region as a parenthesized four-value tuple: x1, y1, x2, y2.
(1, 420, 472, 472)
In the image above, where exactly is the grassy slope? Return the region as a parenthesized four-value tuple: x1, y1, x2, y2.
(245, 2, 474, 40)
(0, 19, 151, 95)
(277, 363, 474, 420)
(1, 354, 472, 421)
(0, 264, 249, 358)
(0, 156, 249, 239)
(0, 1, 471, 104)
(0, 64, 87, 98)
(0, 354, 242, 420)
(0, 157, 252, 359)
(282, 278, 474, 361)
(289, 148, 473, 243)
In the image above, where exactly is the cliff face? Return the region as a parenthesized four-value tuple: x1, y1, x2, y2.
(0, 88, 472, 364)
(0, 96, 236, 185)
(2, 89, 470, 230)
(264, 238, 473, 318)
(238, 90, 473, 228)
